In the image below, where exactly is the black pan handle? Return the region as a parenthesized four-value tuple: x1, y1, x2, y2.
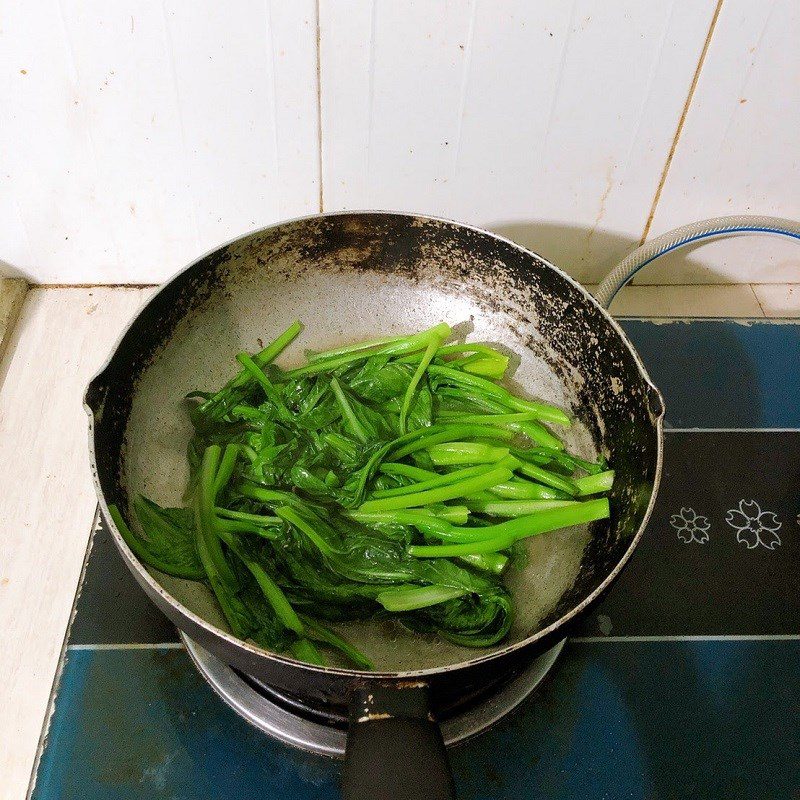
(342, 683, 455, 800)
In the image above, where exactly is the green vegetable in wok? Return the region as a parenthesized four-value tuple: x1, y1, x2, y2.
(111, 321, 612, 669)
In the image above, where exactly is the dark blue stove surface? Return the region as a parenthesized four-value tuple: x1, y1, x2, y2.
(31, 320, 800, 799)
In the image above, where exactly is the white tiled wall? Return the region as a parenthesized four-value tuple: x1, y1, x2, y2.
(0, 1, 319, 284)
(319, 0, 718, 283)
(1, 0, 798, 286)
(639, 0, 800, 284)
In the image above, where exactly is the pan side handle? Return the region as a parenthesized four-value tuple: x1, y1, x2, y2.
(342, 684, 455, 800)
(84, 369, 110, 416)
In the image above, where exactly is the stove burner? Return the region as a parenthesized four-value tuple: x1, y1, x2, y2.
(182, 634, 564, 757)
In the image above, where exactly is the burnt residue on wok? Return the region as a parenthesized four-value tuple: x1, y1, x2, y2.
(87, 212, 662, 674)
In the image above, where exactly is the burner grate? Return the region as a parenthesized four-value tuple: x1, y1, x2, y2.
(182, 634, 564, 757)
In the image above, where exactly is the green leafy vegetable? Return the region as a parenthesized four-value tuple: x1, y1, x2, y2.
(109, 500, 204, 580)
(112, 322, 612, 669)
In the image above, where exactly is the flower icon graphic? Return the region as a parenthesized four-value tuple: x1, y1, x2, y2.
(670, 507, 710, 544)
(725, 500, 782, 550)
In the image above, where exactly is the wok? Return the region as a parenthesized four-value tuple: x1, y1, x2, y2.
(85, 211, 664, 799)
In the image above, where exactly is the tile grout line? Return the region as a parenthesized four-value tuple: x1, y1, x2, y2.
(315, 0, 324, 213)
(750, 283, 768, 317)
(572, 635, 800, 643)
(637, 0, 725, 247)
(614, 315, 795, 322)
(67, 643, 184, 651)
(31, 283, 160, 289)
(62, 636, 800, 650)
(665, 427, 800, 433)
(29, 282, 800, 290)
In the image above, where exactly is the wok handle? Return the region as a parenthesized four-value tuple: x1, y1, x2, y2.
(342, 684, 455, 800)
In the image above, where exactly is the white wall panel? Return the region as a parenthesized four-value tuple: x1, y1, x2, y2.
(6, 0, 796, 286)
(0, 1, 319, 283)
(640, 0, 800, 284)
(320, 0, 717, 283)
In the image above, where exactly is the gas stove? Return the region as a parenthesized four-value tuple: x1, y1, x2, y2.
(30, 319, 799, 799)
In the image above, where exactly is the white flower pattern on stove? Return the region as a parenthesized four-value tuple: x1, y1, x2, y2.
(670, 507, 710, 544)
(725, 500, 782, 550)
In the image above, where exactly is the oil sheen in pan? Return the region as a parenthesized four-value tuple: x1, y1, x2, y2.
(124, 270, 596, 672)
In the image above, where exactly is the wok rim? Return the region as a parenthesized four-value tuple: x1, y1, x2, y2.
(85, 208, 665, 680)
